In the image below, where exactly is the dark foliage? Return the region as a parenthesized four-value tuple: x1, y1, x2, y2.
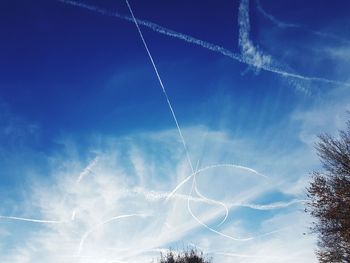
(158, 249, 212, 263)
(306, 119, 350, 262)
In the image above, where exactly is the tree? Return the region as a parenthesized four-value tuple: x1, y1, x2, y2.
(306, 119, 350, 262)
(158, 249, 212, 263)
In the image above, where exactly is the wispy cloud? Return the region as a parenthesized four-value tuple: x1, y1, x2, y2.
(0, 127, 316, 262)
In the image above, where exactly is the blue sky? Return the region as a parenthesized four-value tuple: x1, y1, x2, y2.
(1, 0, 350, 262)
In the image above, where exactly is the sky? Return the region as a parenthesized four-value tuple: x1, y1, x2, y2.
(0, 0, 350, 262)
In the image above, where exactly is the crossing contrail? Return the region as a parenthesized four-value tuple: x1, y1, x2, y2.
(58, 0, 350, 88)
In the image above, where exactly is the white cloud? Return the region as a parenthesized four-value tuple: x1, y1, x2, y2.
(292, 86, 350, 146)
(0, 126, 318, 262)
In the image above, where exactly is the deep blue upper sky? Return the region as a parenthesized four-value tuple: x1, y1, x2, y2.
(1, 0, 350, 194)
(2, 0, 349, 142)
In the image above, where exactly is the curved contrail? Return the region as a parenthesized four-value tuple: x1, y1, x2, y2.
(77, 214, 148, 255)
(193, 177, 229, 227)
(58, 0, 350, 87)
(166, 163, 266, 202)
(186, 176, 281, 242)
(256, 0, 350, 46)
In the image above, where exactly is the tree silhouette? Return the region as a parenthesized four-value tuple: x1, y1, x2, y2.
(158, 249, 212, 263)
(306, 119, 350, 262)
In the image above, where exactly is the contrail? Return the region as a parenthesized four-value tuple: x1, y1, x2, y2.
(238, 0, 272, 70)
(166, 163, 266, 202)
(232, 199, 306, 210)
(131, 187, 305, 211)
(256, 0, 298, 29)
(125, 0, 194, 173)
(58, 0, 350, 87)
(187, 162, 238, 241)
(186, 177, 281, 242)
(256, 0, 350, 45)
(192, 160, 229, 227)
(77, 214, 147, 255)
(193, 177, 228, 227)
(77, 156, 99, 183)
(191, 160, 229, 227)
(188, 174, 251, 241)
(0, 215, 66, 224)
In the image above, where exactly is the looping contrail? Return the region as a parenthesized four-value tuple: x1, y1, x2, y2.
(77, 213, 148, 255)
(191, 160, 229, 227)
(186, 176, 280, 242)
(183, 161, 265, 232)
(166, 163, 266, 202)
(193, 176, 228, 227)
(184, 162, 278, 243)
(58, 0, 350, 87)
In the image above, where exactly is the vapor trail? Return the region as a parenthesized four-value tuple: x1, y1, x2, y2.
(186, 162, 238, 241)
(192, 160, 229, 226)
(193, 178, 228, 226)
(58, 0, 350, 87)
(77, 156, 99, 183)
(125, 0, 194, 173)
(256, 0, 350, 46)
(132, 187, 304, 211)
(186, 177, 280, 242)
(256, 0, 298, 29)
(190, 160, 229, 227)
(77, 214, 147, 255)
(238, 0, 272, 70)
(166, 163, 266, 202)
(0, 215, 66, 224)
